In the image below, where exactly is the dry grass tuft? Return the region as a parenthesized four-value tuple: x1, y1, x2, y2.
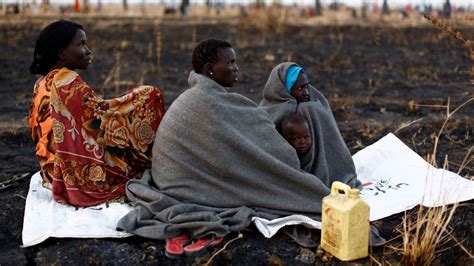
(237, 6, 287, 41)
(390, 99, 473, 265)
(423, 14, 472, 51)
(389, 151, 472, 265)
(395, 202, 460, 265)
(423, 13, 473, 85)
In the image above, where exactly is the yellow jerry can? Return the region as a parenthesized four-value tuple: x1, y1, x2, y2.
(321, 181, 370, 261)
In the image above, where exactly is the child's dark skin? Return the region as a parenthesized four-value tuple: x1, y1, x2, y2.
(282, 119, 312, 159)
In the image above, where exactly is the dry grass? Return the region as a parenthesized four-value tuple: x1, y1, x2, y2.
(237, 6, 288, 43)
(395, 202, 461, 265)
(155, 20, 162, 76)
(389, 154, 471, 265)
(99, 43, 139, 95)
(137, 41, 153, 85)
(423, 13, 474, 85)
(113, 50, 122, 95)
(99, 48, 121, 95)
(430, 98, 473, 168)
(137, 20, 160, 84)
(394, 118, 424, 134)
(390, 99, 473, 265)
(322, 33, 344, 72)
(204, 233, 243, 266)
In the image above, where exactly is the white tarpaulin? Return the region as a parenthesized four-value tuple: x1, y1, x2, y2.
(22, 133, 474, 244)
(21, 172, 133, 247)
(355, 133, 473, 220)
(254, 133, 474, 237)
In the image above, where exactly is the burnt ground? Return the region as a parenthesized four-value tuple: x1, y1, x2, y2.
(0, 15, 473, 265)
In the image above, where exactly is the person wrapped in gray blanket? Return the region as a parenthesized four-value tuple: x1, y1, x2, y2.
(259, 62, 361, 189)
(117, 40, 361, 257)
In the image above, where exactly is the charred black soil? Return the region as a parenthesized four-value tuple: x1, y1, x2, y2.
(0, 16, 472, 265)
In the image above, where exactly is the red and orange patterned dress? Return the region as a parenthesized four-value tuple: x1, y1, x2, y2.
(29, 68, 165, 207)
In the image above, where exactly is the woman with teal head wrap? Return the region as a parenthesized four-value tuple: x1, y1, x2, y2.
(259, 63, 380, 246)
(259, 62, 361, 190)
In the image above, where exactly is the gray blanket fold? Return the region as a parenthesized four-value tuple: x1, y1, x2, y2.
(118, 71, 337, 239)
(259, 62, 361, 188)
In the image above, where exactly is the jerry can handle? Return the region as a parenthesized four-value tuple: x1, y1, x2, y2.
(330, 181, 351, 196)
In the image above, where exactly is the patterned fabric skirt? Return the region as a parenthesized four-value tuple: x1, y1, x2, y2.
(29, 68, 165, 206)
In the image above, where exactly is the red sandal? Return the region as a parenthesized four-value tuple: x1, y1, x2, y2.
(165, 234, 190, 258)
(183, 235, 224, 255)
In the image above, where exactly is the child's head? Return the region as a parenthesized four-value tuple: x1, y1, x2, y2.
(281, 114, 312, 157)
(30, 20, 91, 75)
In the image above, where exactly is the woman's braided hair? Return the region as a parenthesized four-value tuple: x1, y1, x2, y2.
(192, 39, 232, 74)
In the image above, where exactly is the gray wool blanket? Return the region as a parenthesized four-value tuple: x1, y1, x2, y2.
(259, 62, 361, 188)
(118, 71, 339, 240)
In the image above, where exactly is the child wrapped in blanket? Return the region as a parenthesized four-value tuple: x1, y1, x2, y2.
(281, 113, 312, 160)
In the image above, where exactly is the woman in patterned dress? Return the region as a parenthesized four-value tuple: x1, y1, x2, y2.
(29, 20, 165, 207)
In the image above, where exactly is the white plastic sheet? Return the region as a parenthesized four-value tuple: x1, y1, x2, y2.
(355, 133, 474, 220)
(21, 172, 133, 247)
(22, 133, 474, 244)
(253, 133, 474, 237)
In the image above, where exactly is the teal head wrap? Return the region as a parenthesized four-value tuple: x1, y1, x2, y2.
(285, 65, 304, 93)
